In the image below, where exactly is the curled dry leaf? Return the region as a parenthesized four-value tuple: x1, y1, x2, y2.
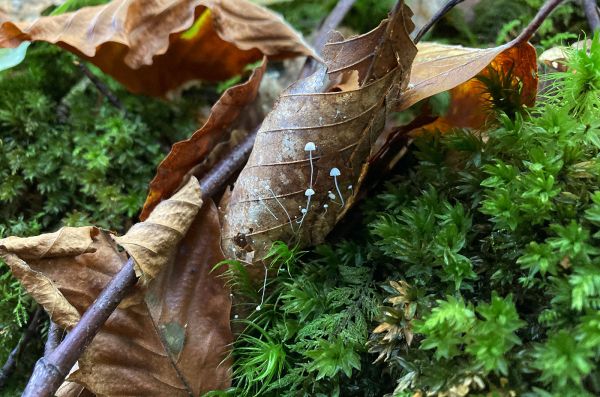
(115, 176, 202, 283)
(221, 2, 417, 262)
(1, 198, 231, 396)
(0, 0, 315, 96)
(0, 226, 120, 329)
(397, 40, 538, 112)
(141, 59, 267, 220)
(539, 39, 590, 72)
(411, 41, 538, 133)
(71, 202, 231, 397)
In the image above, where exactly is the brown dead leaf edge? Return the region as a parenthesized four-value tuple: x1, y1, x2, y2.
(0, 0, 314, 96)
(141, 58, 267, 220)
(0, 179, 232, 397)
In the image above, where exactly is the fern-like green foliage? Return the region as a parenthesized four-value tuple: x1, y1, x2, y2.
(221, 241, 388, 396)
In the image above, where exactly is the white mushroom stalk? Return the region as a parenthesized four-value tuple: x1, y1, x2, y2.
(265, 185, 295, 233)
(257, 263, 268, 311)
(330, 167, 344, 207)
(304, 142, 316, 189)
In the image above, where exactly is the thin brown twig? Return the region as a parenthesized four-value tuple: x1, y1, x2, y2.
(0, 306, 43, 389)
(414, 0, 466, 43)
(583, 0, 600, 32)
(77, 62, 126, 113)
(514, 0, 565, 44)
(21, 1, 356, 395)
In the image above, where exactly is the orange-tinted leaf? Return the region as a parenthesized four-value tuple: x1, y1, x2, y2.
(0, 0, 314, 96)
(398, 40, 538, 113)
(221, 2, 417, 262)
(414, 41, 538, 133)
(140, 59, 266, 220)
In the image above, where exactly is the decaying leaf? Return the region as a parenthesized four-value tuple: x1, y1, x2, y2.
(72, 202, 231, 396)
(0, 226, 120, 329)
(115, 177, 202, 283)
(410, 40, 538, 133)
(1, 196, 230, 396)
(141, 59, 267, 220)
(398, 40, 538, 113)
(221, 2, 418, 262)
(0, 0, 315, 96)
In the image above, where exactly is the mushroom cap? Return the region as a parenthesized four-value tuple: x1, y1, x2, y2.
(304, 142, 316, 151)
(329, 167, 341, 177)
(305, 188, 315, 196)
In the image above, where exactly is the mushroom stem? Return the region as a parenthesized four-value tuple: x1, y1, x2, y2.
(334, 176, 344, 207)
(266, 186, 295, 233)
(257, 263, 268, 311)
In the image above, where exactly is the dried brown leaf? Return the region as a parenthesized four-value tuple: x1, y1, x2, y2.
(2, 199, 230, 395)
(71, 202, 231, 396)
(412, 41, 538, 133)
(115, 177, 202, 283)
(221, 2, 417, 261)
(397, 40, 537, 112)
(141, 59, 266, 220)
(0, 227, 121, 329)
(0, 0, 315, 96)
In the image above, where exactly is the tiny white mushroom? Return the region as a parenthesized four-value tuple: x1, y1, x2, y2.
(256, 305, 261, 311)
(304, 142, 316, 188)
(324, 203, 329, 214)
(297, 188, 315, 228)
(234, 314, 239, 319)
(328, 191, 336, 200)
(330, 168, 345, 206)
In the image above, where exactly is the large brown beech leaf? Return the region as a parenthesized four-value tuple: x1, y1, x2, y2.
(141, 59, 267, 220)
(0, 0, 315, 96)
(221, 2, 417, 262)
(71, 202, 231, 397)
(0, 182, 231, 396)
